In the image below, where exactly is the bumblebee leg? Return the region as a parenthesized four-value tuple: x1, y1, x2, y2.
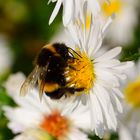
(66, 87, 85, 94)
(69, 65, 77, 70)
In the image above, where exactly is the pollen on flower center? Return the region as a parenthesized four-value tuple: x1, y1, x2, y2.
(124, 77, 140, 107)
(40, 111, 70, 139)
(66, 50, 95, 94)
(102, 0, 123, 16)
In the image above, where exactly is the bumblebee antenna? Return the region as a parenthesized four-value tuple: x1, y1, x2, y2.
(68, 51, 75, 58)
(67, 47, 82, 58)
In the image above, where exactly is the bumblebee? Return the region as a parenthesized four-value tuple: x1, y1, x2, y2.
(20, 43, 85, 100)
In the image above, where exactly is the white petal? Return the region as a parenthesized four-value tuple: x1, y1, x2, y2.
(87, 0, 100, 17)
(88, 88, 104, 137)
(63, 0, 74, 26)
(95, 85, 117, 130)
(67, 23, 82, 48)
(113, 88, 124, 99)
(119, 125, 133, 140)
(95, 47, 122, 62)
(3, 106, 42, 133)
(94, 59, 120, 68)
(95, 68, 120, 87)
(110, 90, 123, 113)
(114, 61, 134, 70)
(4, 72, 25, 97)
(49, 0, 62, 25)
(74, 0, 83, 19)
(67, 128, 88, 140)
(14, 135, 34, 140)
(71, 109, 90, 130)
(102, 14, 115, 36)
(88, 19, 102, 56)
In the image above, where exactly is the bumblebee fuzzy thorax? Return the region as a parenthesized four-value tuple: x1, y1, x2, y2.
(66, 49, 96, 94)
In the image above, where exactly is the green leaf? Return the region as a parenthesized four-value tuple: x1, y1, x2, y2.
(88, 132, 119, 140)
(120, 52, 140, 62)
(0, 85, 15, 106)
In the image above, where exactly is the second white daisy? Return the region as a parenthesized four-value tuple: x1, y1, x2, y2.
(118, 59, 140, 140)
(101, 0, 138, 45)
(4, 73, 90, 140)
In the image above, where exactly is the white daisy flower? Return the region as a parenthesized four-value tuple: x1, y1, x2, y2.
(101, 0, 138, 45)
(118, 59, 140, 140)
(48, 0, 109, 26)
(0, 35, 13, 77)
(64, 11, 133, 138)
(3, 73, 90, 140)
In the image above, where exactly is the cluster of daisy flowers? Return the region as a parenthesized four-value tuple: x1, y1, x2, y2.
(49, 0, 139, 45)
(3, 0, 136, 140)
(118, 60, 140, 140)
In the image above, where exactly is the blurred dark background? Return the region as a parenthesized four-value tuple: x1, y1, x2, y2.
(0, 0, 62, 79)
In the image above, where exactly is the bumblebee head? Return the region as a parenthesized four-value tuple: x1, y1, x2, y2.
(53, 43, 70, 59)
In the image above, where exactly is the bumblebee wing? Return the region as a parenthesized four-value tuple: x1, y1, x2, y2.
(38, 79, 45, 100)
(38, 64, 49, 100)
(20, 66, 40, 96)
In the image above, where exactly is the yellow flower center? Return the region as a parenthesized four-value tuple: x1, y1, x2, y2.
(124, 77, 140, 107)
(66, 49, 95, 94)
(102, 0, 123, 16)
(40, 111, 70, 140)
